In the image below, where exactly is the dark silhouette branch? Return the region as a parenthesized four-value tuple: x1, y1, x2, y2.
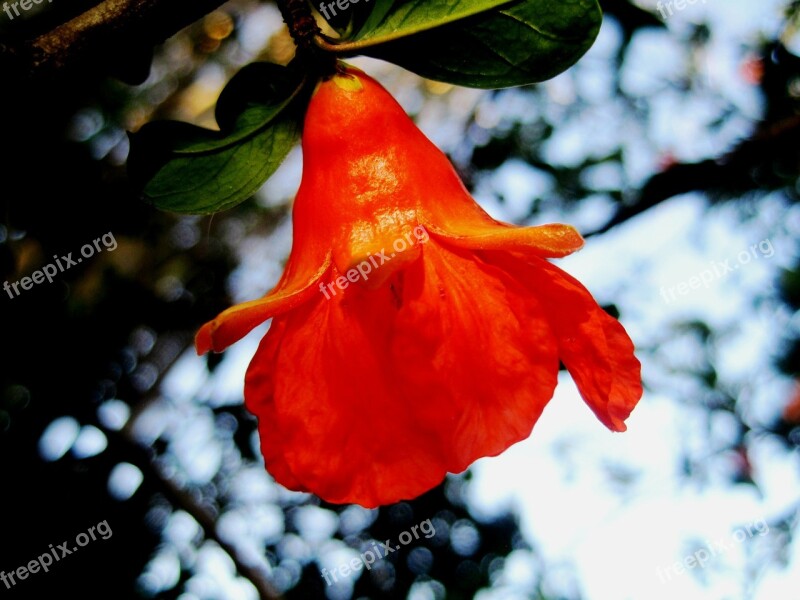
(113, 426, 285, 600)
(110, 333, 284, 600)
(0, 0, 231, 79)
(588, 115, 800, 236)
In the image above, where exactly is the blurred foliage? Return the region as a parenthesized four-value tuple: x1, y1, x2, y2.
(1, 0, 799, 599)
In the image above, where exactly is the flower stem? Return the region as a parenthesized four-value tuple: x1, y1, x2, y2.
(277, 0, 337, 76)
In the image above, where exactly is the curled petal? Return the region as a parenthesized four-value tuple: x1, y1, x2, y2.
(430, 221, 584, 259)
(196, 256, 330, 355)
(491, 254, 642, 431)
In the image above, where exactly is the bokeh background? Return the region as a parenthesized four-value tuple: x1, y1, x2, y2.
(1, 0, 799, 598)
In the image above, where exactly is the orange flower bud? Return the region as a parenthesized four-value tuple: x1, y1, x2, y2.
(197, 66, 643, 507)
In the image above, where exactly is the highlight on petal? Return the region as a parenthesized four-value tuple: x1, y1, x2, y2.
(196, 257, 330, 355)
(430, 221, 585, 259)
(490, 254, 642, 432)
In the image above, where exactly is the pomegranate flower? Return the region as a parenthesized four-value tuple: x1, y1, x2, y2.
(196, 67, 642, 507)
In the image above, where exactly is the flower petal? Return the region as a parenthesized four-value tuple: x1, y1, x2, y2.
(245, 275, 450, 507)
(244, 242, 559, 506)
(493, 254, 642, 431)
(390, 242, 560, 471)
(243, 318, 309, 493)
(196, 255, 330, 355)
(430, 221, 584, 259)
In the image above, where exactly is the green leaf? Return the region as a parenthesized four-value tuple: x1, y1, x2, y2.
(128, 63, 308, 214)
(360, 0, 602, 88)
(339, 0, 515, 48)
(131, 117, 302, 214)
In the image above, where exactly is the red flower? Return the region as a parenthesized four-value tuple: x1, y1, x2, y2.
(196, 67, 642, 507)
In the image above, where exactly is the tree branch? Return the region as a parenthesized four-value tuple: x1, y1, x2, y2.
(587, 115, 800, 236)
(0, 0, 231, 79)
(109, 333, 284, 599)
(114, 426, 284, 599)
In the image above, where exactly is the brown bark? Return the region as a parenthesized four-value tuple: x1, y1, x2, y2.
(0, 0, 230, 78)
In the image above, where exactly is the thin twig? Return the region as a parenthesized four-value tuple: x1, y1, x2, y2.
(112, 410, 284, 598)
(111, 334, 282, 599)
(1, 0, 228, 77)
